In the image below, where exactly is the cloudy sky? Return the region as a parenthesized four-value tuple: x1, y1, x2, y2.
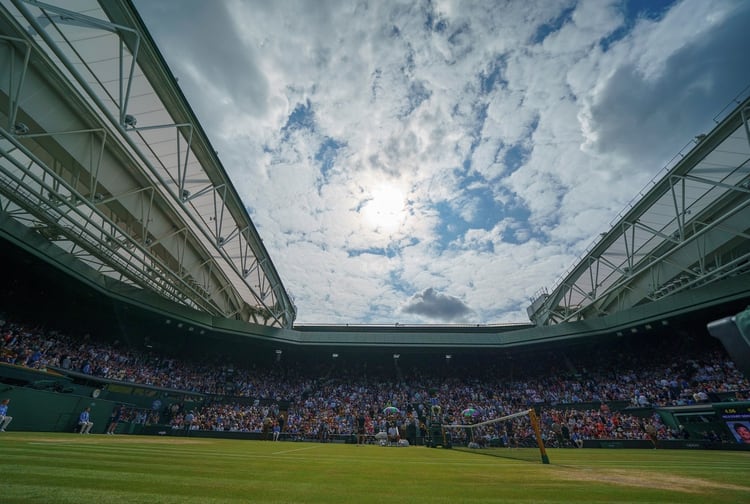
(133, 0, 750, 325)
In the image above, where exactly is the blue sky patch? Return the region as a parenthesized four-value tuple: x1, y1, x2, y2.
(503, 143, 531, 176)
(497, 196, 538, 245)
(401, 80, 432, 117)
(600, 0, 680, 51)
(433, 179, 507, 252)
(458, 101, 489, 164)
(424, 6, 448, 34)
(315, 137, 345, 180)
(480, 56, 507, 95)
(531, 4, 575, 45)
(348, 246, 397, 258)
(281, 100, 315, 138)
(456, 174, 504, 229)
(434, 200, 468, 249)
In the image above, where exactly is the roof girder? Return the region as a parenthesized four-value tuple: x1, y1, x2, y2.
(0, 0, 295, 327)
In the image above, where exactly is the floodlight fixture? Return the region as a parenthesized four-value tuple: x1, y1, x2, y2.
(13, 122, 29, 135)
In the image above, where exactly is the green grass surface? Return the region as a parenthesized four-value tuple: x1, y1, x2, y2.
(1, 432, 749, 503)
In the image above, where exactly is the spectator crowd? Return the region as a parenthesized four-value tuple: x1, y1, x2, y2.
(2, 309, 749, 446)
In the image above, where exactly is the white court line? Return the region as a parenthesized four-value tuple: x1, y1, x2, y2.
(28, 442, 80, 446)
(272, 445, 324, 455)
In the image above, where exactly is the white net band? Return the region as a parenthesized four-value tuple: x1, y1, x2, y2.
(442, 408, 532, 429)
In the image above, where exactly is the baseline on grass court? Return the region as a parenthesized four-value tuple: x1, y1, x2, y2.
(443, 408, 550, 464)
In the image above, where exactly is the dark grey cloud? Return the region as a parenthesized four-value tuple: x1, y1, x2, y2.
(587, 3, 750, 168)
(400, 288, 473, 322)
(134, 0, 269, 119)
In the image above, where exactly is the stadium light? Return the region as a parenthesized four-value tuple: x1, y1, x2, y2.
(275, 349, 282, 362)
(13, 122, 29, 135)
(393, 353, 400, 360)
(332, 353, 339, 359)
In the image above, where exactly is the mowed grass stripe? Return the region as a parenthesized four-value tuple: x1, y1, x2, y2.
(18, 436, 542, 468)
(18, 438, 522, 467)
(1, 484, 294, 504)
(2, 433, 750, 503)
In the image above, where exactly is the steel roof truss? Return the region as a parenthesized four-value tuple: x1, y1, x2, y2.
(3, 2, 296, 327)
(129, 122, 194, 198)
(679, 173, 750, 196)
(670, 175, 686, 240)
(0, 35, 31, 132)
(212, 183, 228, 246)
(1, 132, 223, 314)
(16, 128, 109, 202)
(21, 0, 141, 128)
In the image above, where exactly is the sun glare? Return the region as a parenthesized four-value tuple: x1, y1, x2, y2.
(361, 184, 406, 232)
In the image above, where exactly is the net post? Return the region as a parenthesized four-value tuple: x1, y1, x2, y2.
(440, 425, 452, 448)
(528, 408, 550, 464)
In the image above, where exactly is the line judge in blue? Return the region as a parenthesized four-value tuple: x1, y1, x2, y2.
(79, 407, 94, 434)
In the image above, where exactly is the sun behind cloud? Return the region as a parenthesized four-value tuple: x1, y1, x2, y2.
(360, 183, 407, 233)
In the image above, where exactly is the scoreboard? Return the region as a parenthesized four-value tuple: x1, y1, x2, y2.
(717, 402, 750, 445)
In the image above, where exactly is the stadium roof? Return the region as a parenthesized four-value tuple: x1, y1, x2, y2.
(528, 90, 750, 326)
(0, 0, 295, 327)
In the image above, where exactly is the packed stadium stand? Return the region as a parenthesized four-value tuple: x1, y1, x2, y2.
(2, 0, 750, 451)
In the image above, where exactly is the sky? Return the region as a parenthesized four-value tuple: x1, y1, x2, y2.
(133, 0, 750, 325)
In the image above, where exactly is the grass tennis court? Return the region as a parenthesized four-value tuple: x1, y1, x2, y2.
(1, 433, 749, 503)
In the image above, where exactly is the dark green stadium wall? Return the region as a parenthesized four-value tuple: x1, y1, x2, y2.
(0, 365, 182, 434)
(0, 385, 114, 433)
